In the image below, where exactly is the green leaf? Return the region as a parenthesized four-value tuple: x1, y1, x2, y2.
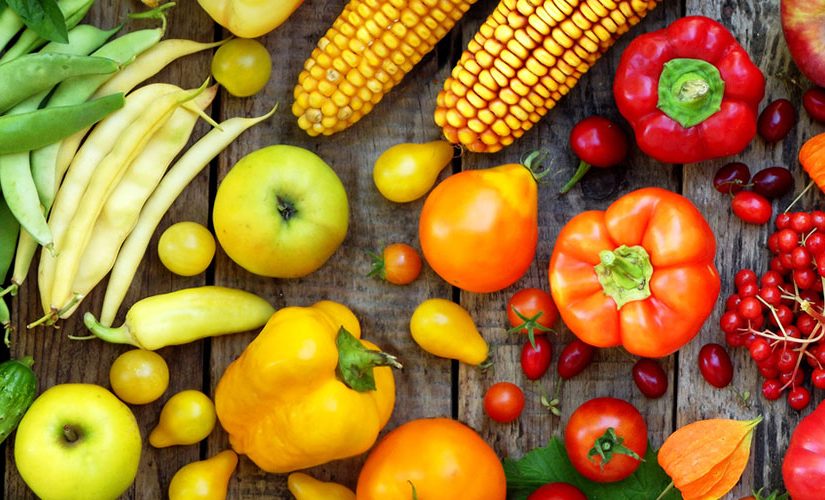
(503, 438, 682, 500)
(6, 0, 69, 43)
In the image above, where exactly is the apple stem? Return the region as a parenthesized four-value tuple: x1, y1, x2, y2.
(277, 196, 297, 221)
(63, 425, 79, 443)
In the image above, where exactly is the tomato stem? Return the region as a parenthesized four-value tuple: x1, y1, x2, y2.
(506, 306, 554, 349)
(520, 150, 553, 182)
(559, 159, 592, 194)
(587, 427, 642, 469)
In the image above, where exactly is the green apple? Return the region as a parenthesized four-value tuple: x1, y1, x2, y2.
(14, 383, 142, 500)
(213, 144, 349, 278)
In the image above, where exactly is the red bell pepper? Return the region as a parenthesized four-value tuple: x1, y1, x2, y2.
(613, 16, 765, 164)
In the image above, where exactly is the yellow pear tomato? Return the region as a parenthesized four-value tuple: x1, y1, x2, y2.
(409, 298, 489, 366)
(169, 450, 238, 500)
(150, 390, 216, 448)
(197, 0, 303, 38)
(373, 141, 454, 203)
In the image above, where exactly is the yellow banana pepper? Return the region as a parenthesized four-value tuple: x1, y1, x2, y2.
(287, 472, 355, 500)
(214, 301, 400, 473)
(196, 0, 302, 38)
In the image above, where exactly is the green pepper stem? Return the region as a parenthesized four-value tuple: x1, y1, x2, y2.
(657, 58, 725, 128)
(560, 159, 592, 194)
(595, 245, 653, 309)
(336, 327, 402, 392)
(82, 312, 140, 347)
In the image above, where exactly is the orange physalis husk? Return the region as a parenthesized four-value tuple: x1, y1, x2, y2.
(657, 416, 762, 500)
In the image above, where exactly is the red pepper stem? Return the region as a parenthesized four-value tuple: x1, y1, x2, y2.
(595, 245, 653, 309)
(560, 159, 592, 194)
(657, 58, 725, 128)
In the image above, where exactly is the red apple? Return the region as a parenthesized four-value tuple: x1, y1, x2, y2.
(782, 0, 825, 86)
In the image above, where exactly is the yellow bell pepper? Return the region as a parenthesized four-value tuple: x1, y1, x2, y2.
(287, 472, 355, 500)
(214, 301, 400, 473)
(196, 0, 302, 38)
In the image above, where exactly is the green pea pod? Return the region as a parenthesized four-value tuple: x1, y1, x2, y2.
(0, 195, 19, 280)
(0, 0, 95, 63)
(0, 7, 24, 54)
(0, 93, 125, 155)
(0, 54, 119, 114)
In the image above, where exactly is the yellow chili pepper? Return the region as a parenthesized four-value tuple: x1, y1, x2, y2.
(196, 0, 302, 38)
(82, 286, 275, 350)
(287, 472, 355, 500)
(169, 450, 238, 500)
(214, 301, 401, 473)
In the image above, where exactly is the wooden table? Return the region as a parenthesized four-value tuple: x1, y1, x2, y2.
(4, 0, 811, 497)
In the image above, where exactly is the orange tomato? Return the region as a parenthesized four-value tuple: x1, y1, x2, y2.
(418, 162, 538, 293)
(356, 418, 506, 500)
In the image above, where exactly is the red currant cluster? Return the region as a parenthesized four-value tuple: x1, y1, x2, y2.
(722, 211, 825, 411)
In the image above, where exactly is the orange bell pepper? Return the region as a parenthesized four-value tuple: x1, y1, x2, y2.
(196, 0, 302, 38)
(549, 187, 720, 357)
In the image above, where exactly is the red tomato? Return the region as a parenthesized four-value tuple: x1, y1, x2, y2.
(507, 288, 559, 345)
(521, 337, 552, 381)
(370, 243, 422, 285)
(564, 397, 648, 483)
(570, 116, 628, 168)
(419, 163, 538, 293)
(527, 482, 587, 500)
(483, 382, 525, 423)
(731, 191, 772, 225)
(783, 400, 825, 499)
(561, 116, 628, 193)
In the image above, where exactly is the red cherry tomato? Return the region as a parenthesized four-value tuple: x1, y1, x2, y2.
(370, 243, 422, 285)
(731, 191, 772, 225)
(507, 288, 559, 346)
(483, 382, 525, 423)
(558, 339, 595, 379)
(698, 343, 734, 388)
(527, 482, 587, 500)
(803, 87, 825, 124)
(758, 98, 797, 143)
(564, 397, 648, 483)
(631, 358, 668, 399)
(521, 337, 553, 381)
(561, 116, 628, 193)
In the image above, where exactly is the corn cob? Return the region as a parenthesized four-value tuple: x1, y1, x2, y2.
(293, 0, 478, 136)
(435, 0, 660, 153)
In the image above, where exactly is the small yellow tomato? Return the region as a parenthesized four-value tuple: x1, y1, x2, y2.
(169, 450, 238, 500)
(109, 349, 170, 405)
(211, 38, 272, 97)
(409, 298, 489, 366)
(373, 141, 454, 203)
(158, 221, 216, 276)
(288, 472, 355, 500)
(149, 390, 216, 448)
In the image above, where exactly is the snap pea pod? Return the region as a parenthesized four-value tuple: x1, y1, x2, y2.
(0, 8, 23, 54)
(0, 24, 118, 249)
(0, 0, 95, 63)
(0, 94, 125, 156)
(0, 194, 18, 281)
(0, 54, 118, 114)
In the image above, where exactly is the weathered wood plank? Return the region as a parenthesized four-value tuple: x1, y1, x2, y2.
(679, 0, 811, 496)
(207, 0, 454, 496)
(5, 0, 216, 497)
(456, 0, 682, 473)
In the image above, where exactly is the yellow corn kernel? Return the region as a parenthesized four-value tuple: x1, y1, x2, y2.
(467, 118, 486, 133)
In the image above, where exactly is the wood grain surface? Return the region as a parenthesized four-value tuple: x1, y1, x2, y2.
(3, 0, 815, 498)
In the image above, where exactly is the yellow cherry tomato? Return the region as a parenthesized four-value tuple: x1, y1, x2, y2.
(169, 450, 238, 500)
(211, 38, 272, 97)
(288, 472, 355, 500)
(158, 221, 216, 276)
(109, 349, 170, 405)
(373, 141, 454, 203)
(409, 298, 489, 366)
(149, 390, 217, 448)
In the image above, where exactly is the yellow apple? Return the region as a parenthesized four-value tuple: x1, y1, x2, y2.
(213, 145, 349, 278)
(14, 384, 142, 500)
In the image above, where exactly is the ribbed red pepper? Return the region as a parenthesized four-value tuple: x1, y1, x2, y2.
(613, 16, 765, 164)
